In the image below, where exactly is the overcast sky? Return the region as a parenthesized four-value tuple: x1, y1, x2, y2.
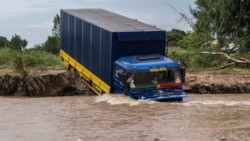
(0, 0, 195, 48)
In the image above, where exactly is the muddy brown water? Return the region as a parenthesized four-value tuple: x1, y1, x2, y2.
(0, 94, 250, 141)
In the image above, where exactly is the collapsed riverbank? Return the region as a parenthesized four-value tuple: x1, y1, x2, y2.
(0, 67, 90, 96)
(0, 67, 250, 96)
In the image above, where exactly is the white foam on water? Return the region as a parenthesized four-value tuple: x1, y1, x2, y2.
(179, 100, 250, 106)
(94, 94, 154, 106)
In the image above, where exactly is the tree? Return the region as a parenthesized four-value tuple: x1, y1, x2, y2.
(43, 14, 61, 54)
(193, 0, 250, 51)
(52, 14, 61, 38)
(167, 29, 186, 47)
(43, 36, 60, 55)
(0, 36, 8, 48)
(9, 34, 28, 51)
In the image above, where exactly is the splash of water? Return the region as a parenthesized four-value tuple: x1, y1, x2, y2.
(94, 94, 154, 106)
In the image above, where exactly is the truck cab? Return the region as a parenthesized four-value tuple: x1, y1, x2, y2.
(113, 54, 187, 101)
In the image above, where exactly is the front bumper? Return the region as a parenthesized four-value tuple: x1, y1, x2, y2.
(129, 90, 187, 101)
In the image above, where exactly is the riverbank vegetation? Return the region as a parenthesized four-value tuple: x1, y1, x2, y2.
(0, 47, 63, 75)
(168, 47, 250, 74)
(0, 47, 63, 68)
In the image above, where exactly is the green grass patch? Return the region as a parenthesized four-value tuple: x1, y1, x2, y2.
(0, 47, 19, 65)
(22, 50, 63, 68)
(0, 47, 63, 68)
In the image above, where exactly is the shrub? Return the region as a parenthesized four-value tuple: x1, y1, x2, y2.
(0, 47, 63, 68)
(167, 47, 195, 68)
(0, 48, 19, 65)
(167, 47, 229, 71)
(22, 50, 63, 67)
(13, 54, 27, 75)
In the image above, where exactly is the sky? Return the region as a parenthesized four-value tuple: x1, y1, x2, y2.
(0, 0, 196, 48)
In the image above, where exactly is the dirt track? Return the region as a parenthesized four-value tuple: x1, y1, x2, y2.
(0, 67, 250, 96)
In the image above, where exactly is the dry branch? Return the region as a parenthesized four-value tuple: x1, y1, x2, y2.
(239, 57, 250, 63)
(197, 51, 250, 69)
(218, 62, 236, 69)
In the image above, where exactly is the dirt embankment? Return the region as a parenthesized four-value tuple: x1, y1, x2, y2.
(0, 67, 250, 96)
(184, 73, 250, 94)
(0, 68, 90, 96)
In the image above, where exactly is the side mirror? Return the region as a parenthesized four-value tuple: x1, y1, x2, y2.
(120, 73, 129, 89)
(180, 67, 186, 83)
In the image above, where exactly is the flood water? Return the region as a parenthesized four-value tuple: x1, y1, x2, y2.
(0, 94, 250, 141)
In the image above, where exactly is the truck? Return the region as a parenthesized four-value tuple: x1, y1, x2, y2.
(60, 8, 187, 101)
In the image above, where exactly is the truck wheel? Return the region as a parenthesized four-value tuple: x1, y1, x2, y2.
(176, 98, 183, 102)
(69, 67, 76, 79)
(75, 71, 80, 81)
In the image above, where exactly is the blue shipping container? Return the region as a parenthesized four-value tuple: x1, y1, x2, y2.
(61, 9, 166, 92)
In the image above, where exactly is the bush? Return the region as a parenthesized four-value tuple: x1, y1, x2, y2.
(22, 50, 63, 67)
(13, 54, 27, 75)
(167, 47, 230, 71)
(0, 48, 19, 65)
(167, 47, 195, 68)
(0, 47, 63, 68)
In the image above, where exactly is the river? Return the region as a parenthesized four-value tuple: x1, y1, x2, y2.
(0, 94, 250, 141)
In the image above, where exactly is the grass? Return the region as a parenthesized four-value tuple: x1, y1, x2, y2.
(0, 47, 64, 71)
(22, 49, 63, 68)
(0, 47, 19, 65)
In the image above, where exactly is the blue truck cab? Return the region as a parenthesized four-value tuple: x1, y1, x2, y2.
(113, 54, 186, 101)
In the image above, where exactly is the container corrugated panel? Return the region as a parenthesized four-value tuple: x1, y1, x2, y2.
(61, 9, 166, 90)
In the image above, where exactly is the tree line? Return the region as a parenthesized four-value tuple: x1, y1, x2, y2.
(0, 14, 60, 55)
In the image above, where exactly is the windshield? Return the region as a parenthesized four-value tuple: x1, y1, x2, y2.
(128, 69, 181, 88)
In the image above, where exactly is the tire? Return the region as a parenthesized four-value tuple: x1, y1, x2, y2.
(176, 98, 183, 102)
(69, 67, 76, 79)
(75, 71, 80, 81)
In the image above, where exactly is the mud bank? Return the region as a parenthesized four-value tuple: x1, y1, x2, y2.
(0, 69, 89, 96)
(184, 73, 250, 94)
(0, 68, 250, 96)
